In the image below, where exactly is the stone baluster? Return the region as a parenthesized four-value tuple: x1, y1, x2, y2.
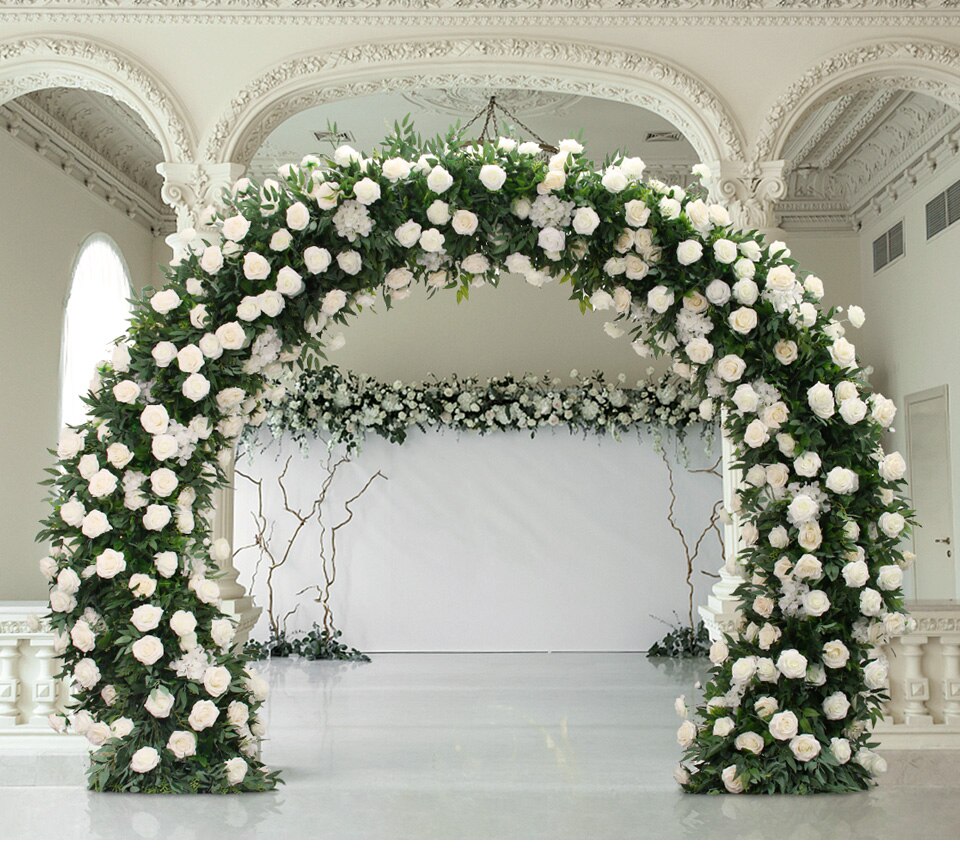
(30, 638, 58, 726)
(0, 638, 22, 726)
(900, 635, 933, 726)
(941, 636, 960, 726)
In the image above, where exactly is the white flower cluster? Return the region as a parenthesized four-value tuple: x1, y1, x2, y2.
(252, 366, 708, 455)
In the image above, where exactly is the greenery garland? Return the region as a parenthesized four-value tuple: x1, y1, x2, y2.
(37, 120, 910, 795)
(253, 365, 710, 454)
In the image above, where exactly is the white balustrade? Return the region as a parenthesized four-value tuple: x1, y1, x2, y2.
(875, 602, 960, 748)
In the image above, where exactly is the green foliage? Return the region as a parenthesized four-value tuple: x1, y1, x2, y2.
(648, 618, 710, 658)
(246, 626, 370, 663)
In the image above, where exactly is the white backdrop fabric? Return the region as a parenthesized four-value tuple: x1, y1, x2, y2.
(234, 430, 721, 652)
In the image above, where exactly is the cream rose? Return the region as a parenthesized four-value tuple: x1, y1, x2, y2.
(188, 699, 220, 732)
(789, 734, 821, 763)
(132, 635, 163, 665)
(768, 709, 799, 741)
(130, 746, 160, 773)
(131, 604, 163, 632)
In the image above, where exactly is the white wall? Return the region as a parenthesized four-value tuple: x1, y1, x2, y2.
(856, 157, 960, 600)
(235, 431, 721, 651)
(0, 132, 159, 600)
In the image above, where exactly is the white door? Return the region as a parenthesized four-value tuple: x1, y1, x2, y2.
(905, 385, 956, 600)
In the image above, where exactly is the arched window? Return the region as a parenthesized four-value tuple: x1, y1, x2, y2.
(60, 235, 133, 428)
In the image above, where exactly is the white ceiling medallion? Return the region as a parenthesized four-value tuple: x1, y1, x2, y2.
(401, 88, 582, 120)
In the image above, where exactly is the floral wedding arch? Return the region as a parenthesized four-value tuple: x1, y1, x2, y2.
(41, 124, 911, 794)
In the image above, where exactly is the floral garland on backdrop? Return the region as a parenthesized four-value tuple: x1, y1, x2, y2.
(253, 365, 709, 454)
(38, 121, 911, 795)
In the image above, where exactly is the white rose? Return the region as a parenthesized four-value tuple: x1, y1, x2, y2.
(143, 504, 172, 531)
(70, 620, 96, 652)
(321, 289, 348, 316)
(830, 738, 852, 764)
(392, 220, 422, 249)
(242, 252, 270, 281)
(477, 163, 507, 191)
(803, 274, 824, 299)
(256, 290, 284, 318)
(721, 765, 744, 794)
(758, 623, 781, 651)
(57, 428, 85, 460)
(203, 666, 232, 698)
(384, 268, 414, 291)
(859, 588, 883, 617)
(705, 279, 730, 306)
(839, 397, 867, 425)
(847, 304, 866, 328)
(802, 590, 831, 618)
(768, 709, 799, 740)
(794, 554, 823, 581)
(879, 512, 905, 538)
(731, 656, 757, 684)
(276, 266, 304, 297)
(709, 641, 729, 664)
(870, 395, 897, 428)
(676, 240, 703, 266)
(822, 692, 850, 721)
(676, 719, 697, 747)
(112, 380, 141, 404)
(772, 339, 797, 366)
(150, 289, 181, 315)
(182, 372, 211, 402)
(797, 521, 822, 552)
(152, 341, 178, 368)
(193, 578, 221, 604)
(685, 338, 714, 365)
(166, 730, 197, 760)
(821, 640, 850, 670)
(729, 306, 758, 334)
(624, 200, 650, 227)
(789, 734, 822, 763)
(427, 165, 453, 194)
(768, 526, 789, 548)
(151, 434, 179, 462)
(601, 167, 628, 193)
(352, 177, 381, 206)
(129, 573, 156, 598)
(879, 452, 906, 482)
(755, 696, 779, 720)
(647, 285, 675, 314)
(130, 746, 160, 774)
(72, 658, 101, 690)
(878, 564, 903, 591)
(807, 382, 835, 418)
(337, 251, 362, 275)
(716, 354, 746, 383)
(225, 757, 249, 786)
(571, 207, 600, 236)
(864, 658, 889, 691)
(461, 254, 490, 275)
(537, 227, 565, 255)
(776, 649, 807, 680)
(713, 239, 738, 264)
(81, 509, 111, 538)
(269, 229, 292, 252)
(658, 197, 681, 219)
(732, 278, 759, 305)
(140, 405, 170, 436)
(88, 469, 118, 499)
(841, 560, 869, 588)
(131, 604, 163, 632)
(145, 686, 174, 719)
(735, 732, 764, 755)
(743, 420, 769, 448)
(829, 338, 857, 370)
(283, 201, 310, 231)
(200, 245, 224, 275)
(211, 618, 237, 649)
(132, 635, 164, 665)
(189, 699, 220, 731)
(713, 717, 735, 737)
(222, 214, 250, 242)
(825, 467, 859, 495)
(95, 548, 126, 579)
(793, 452, 821, 478)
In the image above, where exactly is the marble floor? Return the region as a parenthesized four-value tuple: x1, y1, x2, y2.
(1, 653, 959, 840)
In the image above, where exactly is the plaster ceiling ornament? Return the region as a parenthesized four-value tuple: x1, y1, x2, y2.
(755, 39, 960, 166)
(0, 35, 195, 163)
(201, 37, 746, 167)
(2, 0, 960, 27)
(41, 128, 910, 794)
(401, 88, 583, 120)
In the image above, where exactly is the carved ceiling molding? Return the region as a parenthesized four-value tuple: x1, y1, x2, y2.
(756, 40, 960, 164)
(1, 98, 170, 232)
(2, 1, 960, 28)
(202, 38, 745, 167)
(0, 35, 195, 162)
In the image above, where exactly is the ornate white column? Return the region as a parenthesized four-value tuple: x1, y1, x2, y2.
(156, 161, 246, 261)
(706, 160, 788, 232)
(211, 447, 261, 649)
(0, 638, 21, 727)
(699, 410, 744, 641)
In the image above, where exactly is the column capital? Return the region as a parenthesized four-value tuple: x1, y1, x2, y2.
(156, 161, 247, 261)
(707, 159, 787, 233)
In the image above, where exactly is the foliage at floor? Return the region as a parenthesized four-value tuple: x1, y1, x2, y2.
(648, 618, 710, 657)
(246, 626, 371, 662)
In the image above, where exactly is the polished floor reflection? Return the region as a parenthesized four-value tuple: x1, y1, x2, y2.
(1, 653, 958, 839)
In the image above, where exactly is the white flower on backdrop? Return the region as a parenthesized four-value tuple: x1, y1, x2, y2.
(61, 235, 132, 429)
